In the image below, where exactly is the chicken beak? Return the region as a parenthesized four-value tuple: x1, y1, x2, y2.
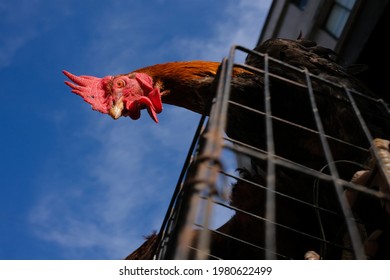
(109, 97, 124, 120)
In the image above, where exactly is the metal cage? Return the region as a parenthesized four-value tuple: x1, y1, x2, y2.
(153, 45, 390, 260)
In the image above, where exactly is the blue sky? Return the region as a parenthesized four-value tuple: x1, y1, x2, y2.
(0, 0, 271, 259)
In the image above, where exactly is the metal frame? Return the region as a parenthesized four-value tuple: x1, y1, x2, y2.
(154, 45, 390, 260)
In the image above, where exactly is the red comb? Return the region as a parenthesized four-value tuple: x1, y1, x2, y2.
(63, 70, 113, 114)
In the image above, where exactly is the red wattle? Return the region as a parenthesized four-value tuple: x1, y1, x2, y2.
(148, 88, 163, 113)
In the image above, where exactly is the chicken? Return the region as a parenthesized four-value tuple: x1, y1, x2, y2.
(63, 60, 265, 159)
(63, 38, 390, 259)
(63, 61, 256, 123)
(63, 38, 387, 164)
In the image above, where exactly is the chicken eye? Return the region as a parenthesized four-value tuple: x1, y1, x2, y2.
(115, 79, 126, 88)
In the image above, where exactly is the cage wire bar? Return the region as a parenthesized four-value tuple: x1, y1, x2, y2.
(154, 45, 390, 260)
(303, 68, 365, 259)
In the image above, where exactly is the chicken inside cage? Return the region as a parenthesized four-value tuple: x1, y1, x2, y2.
(63, 38, 390, 260)
(128, 42, 390, 260)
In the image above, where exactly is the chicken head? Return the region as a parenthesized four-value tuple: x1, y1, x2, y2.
(63, 70, 163, 122)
